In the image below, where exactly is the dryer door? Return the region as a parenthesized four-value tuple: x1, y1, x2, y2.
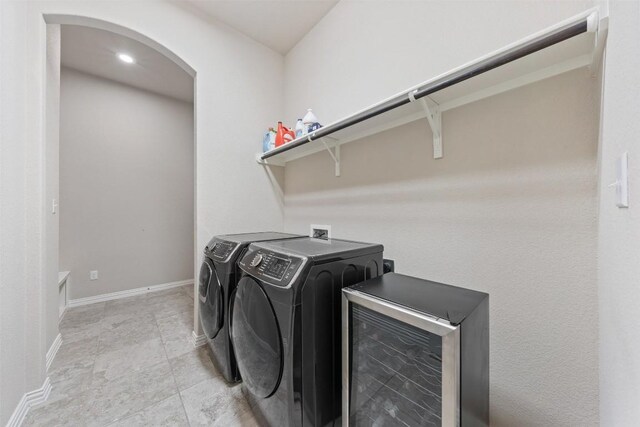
(198, 258, 223, 339)
(231, 277, 283, 398)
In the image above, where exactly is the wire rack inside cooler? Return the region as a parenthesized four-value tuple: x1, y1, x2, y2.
(350, 305, 444, 427)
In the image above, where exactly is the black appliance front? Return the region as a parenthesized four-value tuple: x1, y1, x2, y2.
(198, 239, 239, 383)
(198, 232, 301, 384)
(231, 276, 283, 398)
(231, 237, 384, 427)
(198, 257, 223, 340)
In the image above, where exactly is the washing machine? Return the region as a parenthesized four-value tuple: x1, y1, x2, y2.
(231, 237, 384, 426)
(198, 232, 301, 383)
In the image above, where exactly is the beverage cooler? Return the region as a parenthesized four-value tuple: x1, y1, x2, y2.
(342, 273, 489, 427)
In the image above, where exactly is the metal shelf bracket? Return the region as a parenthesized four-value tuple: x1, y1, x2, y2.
(319, 137, 341, 177)
(410, 90, 442, 159)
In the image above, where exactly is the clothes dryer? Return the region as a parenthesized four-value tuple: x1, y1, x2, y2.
(231, 237, 383, 426)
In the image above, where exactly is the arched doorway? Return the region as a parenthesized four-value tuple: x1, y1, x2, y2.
(42, 14, 202, 356)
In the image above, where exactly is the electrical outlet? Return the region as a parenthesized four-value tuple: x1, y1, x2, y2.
(90, 270, 98, 280)
(310, 224, 331, 240)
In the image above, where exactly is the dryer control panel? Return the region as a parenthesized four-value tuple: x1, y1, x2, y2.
(239, 248, 306, 288)
(205, 239, 238, 263)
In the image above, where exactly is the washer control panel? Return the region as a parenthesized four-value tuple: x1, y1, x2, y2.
(206, 239, 238, 262)
(239, 248, 305, 287)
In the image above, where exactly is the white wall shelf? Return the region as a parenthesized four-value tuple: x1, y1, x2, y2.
(257, 8, 607, 176)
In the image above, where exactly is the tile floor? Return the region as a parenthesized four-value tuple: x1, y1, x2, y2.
(24, 284, 259, 427)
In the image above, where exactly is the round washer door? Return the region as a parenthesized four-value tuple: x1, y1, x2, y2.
(198, 258, 223, 339)
(231, 277, 282, 398)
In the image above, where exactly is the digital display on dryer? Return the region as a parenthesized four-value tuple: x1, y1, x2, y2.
(264, 257, 291, 280)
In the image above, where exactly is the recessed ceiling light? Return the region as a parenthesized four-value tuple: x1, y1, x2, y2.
(117, 53, 134, 64)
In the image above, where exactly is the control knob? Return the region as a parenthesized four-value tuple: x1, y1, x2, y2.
(250, 253, 263, 267)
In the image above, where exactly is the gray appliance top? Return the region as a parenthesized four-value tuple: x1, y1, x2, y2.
(347, 273, 488, 325)
(216, 232, 301, 244)
(251, 237, 383, 263)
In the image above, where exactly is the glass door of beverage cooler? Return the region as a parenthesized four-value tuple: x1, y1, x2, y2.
(342, 291, 460, 427)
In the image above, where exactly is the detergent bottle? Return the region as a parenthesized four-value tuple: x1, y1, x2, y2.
(262, 129, 271, 152)
(303, 109, 320, 134)
(268, 127, 276, 151)
(275, 122, 295, 147)
(295, 119, 304, 138)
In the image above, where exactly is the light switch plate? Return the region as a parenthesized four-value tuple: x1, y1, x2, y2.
(90, 270, 98, 281)
(616, 152, 629, 208)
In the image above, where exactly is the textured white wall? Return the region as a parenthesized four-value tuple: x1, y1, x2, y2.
(598, 1, 640, 424)
(59, 68, 194, 300)
(284, 0, 596, 125)
(283, 2, 600, 425)
(0, 2, 41, 422)
(0, 1, 284, 424)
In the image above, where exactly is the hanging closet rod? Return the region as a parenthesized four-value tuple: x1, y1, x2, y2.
(262, 11, 598, 161)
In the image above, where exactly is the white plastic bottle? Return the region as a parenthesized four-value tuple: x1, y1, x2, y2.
(295, 119, 304, 138)
(268, 128, 277, 151)
(302, 109, 319, 134)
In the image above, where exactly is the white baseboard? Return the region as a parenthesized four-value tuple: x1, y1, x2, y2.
(191, 330, 207, 348)
(6, 377, 51, 427)
(45, 333, 63, 371)
(67, 279, 193, 308)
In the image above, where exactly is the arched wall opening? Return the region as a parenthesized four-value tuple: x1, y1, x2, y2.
(44, 15, 196, 77)
(42, 13, 202, 350)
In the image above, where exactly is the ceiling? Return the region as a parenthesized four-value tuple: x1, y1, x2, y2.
(60, 2, 337, 100)
(185, 0, 339, 54)
(61, 25, 194, 103)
